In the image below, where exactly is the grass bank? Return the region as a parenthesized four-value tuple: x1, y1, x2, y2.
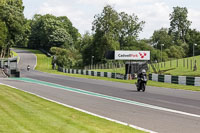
(27, 49, 52, 71)
(0, 84, 144, 133)
(11, 50, 18, 57)
(149, 56, 200, 76)
(27, 49, 200, 91)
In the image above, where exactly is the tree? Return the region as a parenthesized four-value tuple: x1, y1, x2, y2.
(165, 45, 185, 58)
(151, 28, 173, 49)
(28, 14, 78, 51)
(92, 5, 120, 63)
(80, 32, 94, 66)
(118, 12, 144, 49)
(15, 19, 31, 47)
(91, 5, 144, 64)
(57, 16, 80, 42)
(0, 20, 8, 58)
(150, 7, 192, 59)
(0, 0, 25, 57)
(169, 7, 191, 43)
(186, 29, 200, 56)
(49, 27, 73, 48)
(28, 14, 82, 68)
(50, 47, 82, 68)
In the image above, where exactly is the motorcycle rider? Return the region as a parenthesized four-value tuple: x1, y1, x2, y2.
(137, 69, 147, 89)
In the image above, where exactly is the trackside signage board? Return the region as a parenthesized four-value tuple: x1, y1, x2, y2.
(115, 50, 150, 60)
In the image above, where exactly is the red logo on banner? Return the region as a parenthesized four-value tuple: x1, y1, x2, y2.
(139, 52, 147, 59)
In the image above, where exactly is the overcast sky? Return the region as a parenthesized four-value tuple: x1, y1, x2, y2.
(23, 0, 200, 39)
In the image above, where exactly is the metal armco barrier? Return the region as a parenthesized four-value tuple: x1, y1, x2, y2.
(149, 73, 200, 86)
(58, 67, 126, 80)
(0, 57, 20, 77)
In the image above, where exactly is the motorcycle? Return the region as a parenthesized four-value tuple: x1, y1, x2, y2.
(136, 75, 147, 92)
(27, 65, 30, 71)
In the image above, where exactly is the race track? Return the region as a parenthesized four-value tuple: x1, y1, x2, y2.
(1, 49, 200, 133)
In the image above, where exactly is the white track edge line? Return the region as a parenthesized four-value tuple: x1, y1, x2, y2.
(33, 54, 37, 70)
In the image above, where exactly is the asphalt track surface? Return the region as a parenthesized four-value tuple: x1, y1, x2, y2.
(1, 49, 200, 133)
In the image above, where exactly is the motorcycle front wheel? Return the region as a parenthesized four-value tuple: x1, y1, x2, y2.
(142, 83, 146, 92)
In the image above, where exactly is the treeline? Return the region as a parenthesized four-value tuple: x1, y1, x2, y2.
(28, 14, 82, 68)
(0, 1, 200, 68)
(151, 7, 200, 60)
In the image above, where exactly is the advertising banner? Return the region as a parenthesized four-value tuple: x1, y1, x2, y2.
(115, 50, 150, 60)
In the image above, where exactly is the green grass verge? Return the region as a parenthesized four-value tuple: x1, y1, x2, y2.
(0, 84, 145, 133)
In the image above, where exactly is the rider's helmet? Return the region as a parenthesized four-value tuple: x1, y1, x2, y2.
(142, 69, 146, 74)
